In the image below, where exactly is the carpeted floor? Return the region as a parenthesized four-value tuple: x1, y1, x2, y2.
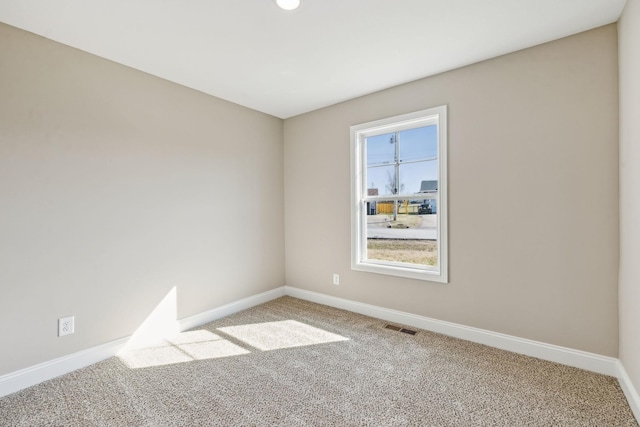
(0, 296, 637, 426)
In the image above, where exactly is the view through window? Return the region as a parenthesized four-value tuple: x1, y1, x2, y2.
(351, 106, 447, 282)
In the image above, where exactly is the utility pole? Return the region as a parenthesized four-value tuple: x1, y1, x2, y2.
(390, 132, 400, 221)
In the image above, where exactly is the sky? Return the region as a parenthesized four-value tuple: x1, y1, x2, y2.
(366, 125, 438, 196)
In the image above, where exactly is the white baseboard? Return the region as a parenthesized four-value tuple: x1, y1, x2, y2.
(178, 287, 286, 331)
(0, 286, 286, 398)
(0, 337, 129, 398)
(617, 361, 640, 421)
(284, 286, 619, 377)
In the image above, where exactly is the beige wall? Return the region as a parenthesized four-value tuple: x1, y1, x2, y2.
(619, 0, 640, 396)
(284, 25, 619, 356)
(0, 23, 285, 375)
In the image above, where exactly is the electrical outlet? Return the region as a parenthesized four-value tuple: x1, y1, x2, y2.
(333, 274, 340, 285)
(58, 316, 75, 337)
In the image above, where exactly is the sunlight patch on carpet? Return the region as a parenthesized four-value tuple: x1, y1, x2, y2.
(217, 320, 349, 351)
(118, 329, 250, 369)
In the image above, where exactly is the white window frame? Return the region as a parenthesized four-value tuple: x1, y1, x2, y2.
(350, 106, 448, 283)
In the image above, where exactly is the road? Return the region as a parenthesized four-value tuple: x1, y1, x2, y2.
(367, 214, 437, 240)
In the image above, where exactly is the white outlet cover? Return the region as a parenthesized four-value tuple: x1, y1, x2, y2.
(333, 274, 340, 285)
(59, 316, 75, 337)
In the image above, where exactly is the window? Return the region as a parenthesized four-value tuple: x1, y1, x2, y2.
(350, 106, 448, 282)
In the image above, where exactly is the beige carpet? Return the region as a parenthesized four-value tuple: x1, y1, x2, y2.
(0, 296, 637, 426)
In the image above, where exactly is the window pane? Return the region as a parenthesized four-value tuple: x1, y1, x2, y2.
(366, 133, 396, 167)
(366, 164, 396, 196)
(365, 199, 438, 267)
(399, 160, 438, 195)
(399, 125, 437, 163)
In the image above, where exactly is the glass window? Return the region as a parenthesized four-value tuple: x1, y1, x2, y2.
(350, 106, 448, 282)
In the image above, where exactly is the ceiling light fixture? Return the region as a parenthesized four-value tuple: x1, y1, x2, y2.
(276, 0, 300, 11)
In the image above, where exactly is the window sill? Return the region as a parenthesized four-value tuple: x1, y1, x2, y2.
(352, 261, 448, 283)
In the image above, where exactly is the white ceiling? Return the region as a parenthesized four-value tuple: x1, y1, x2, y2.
(0, 0, 627, 118)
